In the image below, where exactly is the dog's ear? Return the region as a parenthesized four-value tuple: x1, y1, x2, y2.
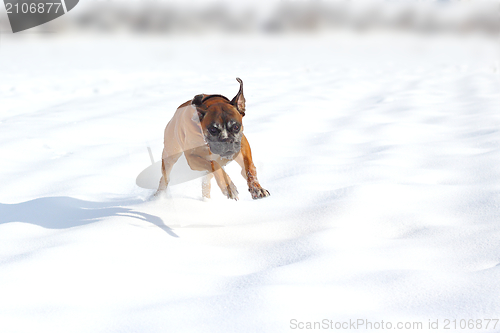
(192, 94, 207, 121)
(192, 94, 204, 107)
(230, 77, 246, 117)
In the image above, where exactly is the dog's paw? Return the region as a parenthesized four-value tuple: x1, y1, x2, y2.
(154, 189, 165, 198)
(223, 182, 239, 201)
(249, 187, 270, 200)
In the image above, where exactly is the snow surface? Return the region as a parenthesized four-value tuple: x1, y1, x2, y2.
(1, 33, 500, 332)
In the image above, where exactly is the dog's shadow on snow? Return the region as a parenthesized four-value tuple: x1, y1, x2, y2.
(0, 196, 178, 238)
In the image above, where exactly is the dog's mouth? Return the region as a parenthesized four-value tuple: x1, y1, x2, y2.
(207, 141, 241, 158)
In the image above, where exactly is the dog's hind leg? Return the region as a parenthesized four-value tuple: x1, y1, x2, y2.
(155, 152, 182, 196)
(185, 150, 239, 200)
(211, 164, 239, 200)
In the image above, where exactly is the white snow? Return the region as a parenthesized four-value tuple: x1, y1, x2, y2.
(1, 33, 500, 332)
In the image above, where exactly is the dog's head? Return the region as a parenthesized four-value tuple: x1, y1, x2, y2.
(192, 78, 246, 158)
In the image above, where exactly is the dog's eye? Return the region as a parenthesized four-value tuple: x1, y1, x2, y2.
(209, 127, 219, 135)
(232, 124, 240, 132)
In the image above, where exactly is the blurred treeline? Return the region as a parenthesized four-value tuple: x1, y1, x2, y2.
(3, 0, 500, 35)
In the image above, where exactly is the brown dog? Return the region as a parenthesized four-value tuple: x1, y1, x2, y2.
(156, 78, 270, 200)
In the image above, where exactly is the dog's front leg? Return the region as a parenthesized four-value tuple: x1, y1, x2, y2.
(202, 172, 213, 199)
(236, 135, 270, 199)
(185, 150, 239, 200)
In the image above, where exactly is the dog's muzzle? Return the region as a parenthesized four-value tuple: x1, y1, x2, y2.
(208, 140, 241, 158)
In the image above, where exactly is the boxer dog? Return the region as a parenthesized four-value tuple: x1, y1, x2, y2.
(156, 78, 270, 200)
